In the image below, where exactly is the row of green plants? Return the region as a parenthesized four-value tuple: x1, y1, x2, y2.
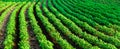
(18, 2, 31, 49)
(36, 1, 75, 49)
(53, 0, 120, 48)
(70, 0, 120, 23)
(58, 0, 120, 39)
(76, 0, 120, 15)
(89, 0, 120, 6)
(63, 0, 120, 40)
(76, 1, 120, 26)
(0, 3, 17, 30)
(76, 1, 120, 21)
(69, 0, 119, 27)
(1, 0, 120, 49)
(60, 0, 120, 45)
(3, 2, 25, 49)
(48, 0, 118, 49)
(28, 2, 54, 49)
(60, 0, 116, 36)
(43, 0, 101, 49)
(66, 0, 120, 39)
(71, 0, 120, 27)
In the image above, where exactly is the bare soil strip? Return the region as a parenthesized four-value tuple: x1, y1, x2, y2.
(0, 6, 16, 49)
(25, 6, 40, 49)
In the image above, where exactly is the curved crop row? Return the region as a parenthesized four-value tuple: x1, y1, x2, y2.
(36, 1, 76, 49)
(60, 0, 116, 36)
(43, 0, 101, 49)
(76, 0, 120, 18)
(67, 0, 120, 31)
(18, 2, 31, 49)
(52, 0, 120, 47)
(28, 2, 54, 49)
(0, 3, 17, 30)
(3, 2, 24, 49)
(36, 1, 75, 49)
(62, 0, 120, 40)
(66, 0, 120, 39)
(48, 0, 117, 49)
(0, 0, 120, 49)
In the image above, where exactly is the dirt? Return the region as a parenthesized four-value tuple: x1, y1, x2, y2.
(25, 6, 40, 49)
(13, 4, 24, 49)
(46, 0, 83, 49)
(27, 24, 40, 49)
(34, 3, 62, 49)
(0, 6, 15, 49)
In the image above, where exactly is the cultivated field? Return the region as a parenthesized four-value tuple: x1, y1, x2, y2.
(0, 0, 120, 49)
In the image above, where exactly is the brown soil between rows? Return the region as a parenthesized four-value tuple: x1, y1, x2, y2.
(0, 6, 15, 49)
(25, 5, 40, 49)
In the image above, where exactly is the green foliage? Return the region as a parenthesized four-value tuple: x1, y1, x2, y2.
(36, 1, 75, 49)
(1, 0, 120, 49)
(18, 2, 30, 49)
(28, 2, 54, 49)
(3, 2, 24, 49)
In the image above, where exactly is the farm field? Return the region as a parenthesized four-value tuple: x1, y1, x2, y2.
(0, 0, 120, 49)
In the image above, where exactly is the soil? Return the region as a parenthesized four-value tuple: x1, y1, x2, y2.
(25, 6, 40, 49)
(46, 0, 83, 49)
(0, 6, 15, 49)
(34, 3, 62, 49)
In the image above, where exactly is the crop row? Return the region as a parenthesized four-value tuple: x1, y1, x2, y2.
(52, 0, 120, 48)
(3, 2, 25, 49)
(18, 2, 31, 49)
(28, 2, 54, 49)
(1, 0, 120, 49)
(64, 0, 120, 39)
(43, 0, 101, 49)
(0, 3, 17, 30)
(36, 1, 75, 49)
